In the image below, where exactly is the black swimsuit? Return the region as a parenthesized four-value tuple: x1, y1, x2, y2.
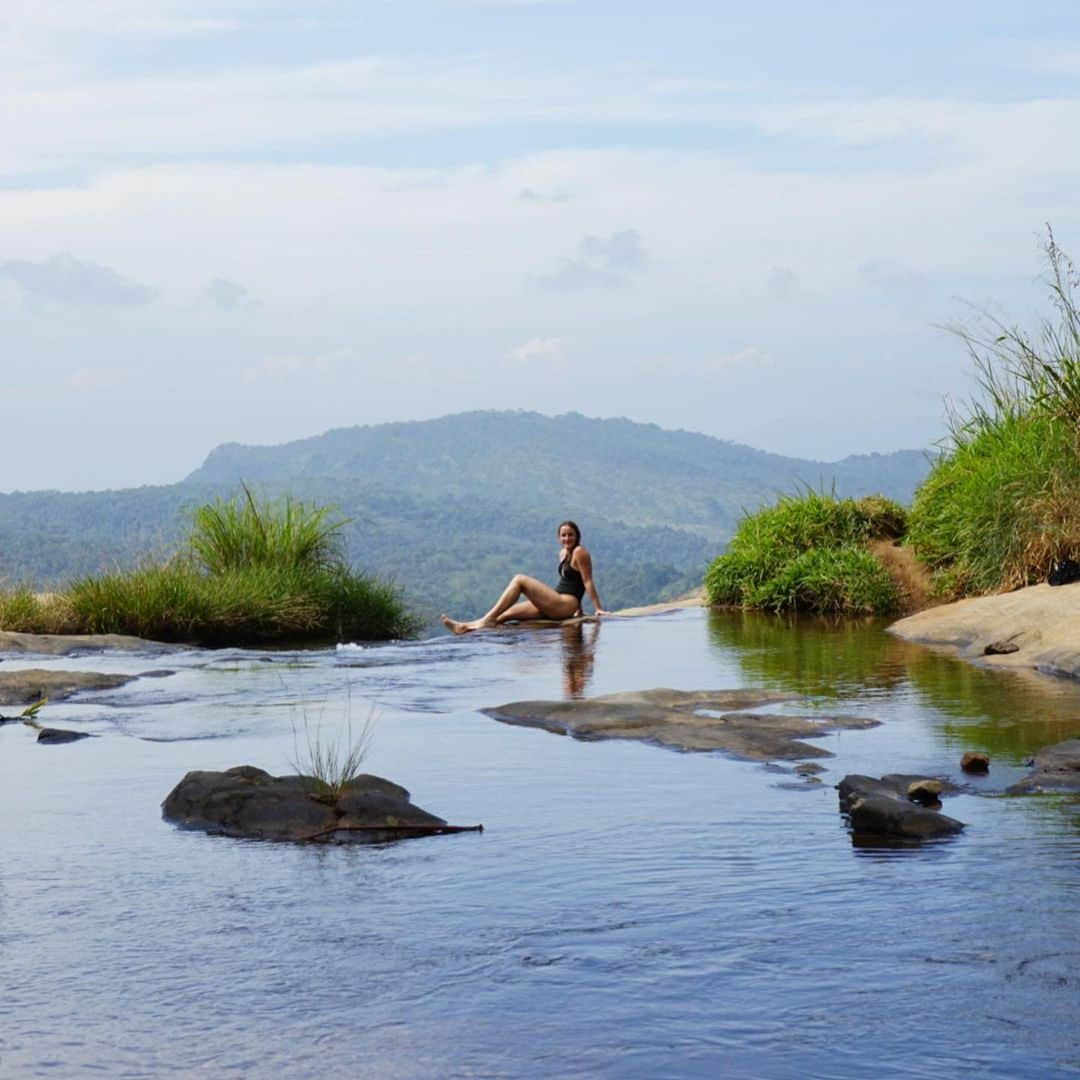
(556, 554, 586, 601)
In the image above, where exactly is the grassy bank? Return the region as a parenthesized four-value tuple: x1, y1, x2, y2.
(908, 232, 1080, 597)
(704, 491, 905, 615)
(0, 490, 416, 645)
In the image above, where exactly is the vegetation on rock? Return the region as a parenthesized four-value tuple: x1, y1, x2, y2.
(704, 490, 905, 615)
(908, 231, 1080, 597)
(0, 490, 416, 645)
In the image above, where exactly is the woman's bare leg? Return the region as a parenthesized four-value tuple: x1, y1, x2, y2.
(495, 600, 540, 625)
(441, 575, 577, 634)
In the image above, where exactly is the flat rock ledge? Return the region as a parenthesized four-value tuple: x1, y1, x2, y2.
(838, 774, 965, 842)
(0, 669, 136, 706)
(162, 765, 476, 844)
(889, 581, 1080, 680)
(1007, 740, 1080, 795)
(482, 688, 880, 761)
(0, 630, 175, 657)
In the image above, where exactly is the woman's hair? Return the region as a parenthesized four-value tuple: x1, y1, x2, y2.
(558, 520, 581, 547)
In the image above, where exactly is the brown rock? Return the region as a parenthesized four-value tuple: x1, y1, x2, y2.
(0, 669, 135, 705)
(1006, 739, 1080, 794)
(483, 688, 880, 762)
(161, 766, 452, 843)
(961, 752, 990, 774)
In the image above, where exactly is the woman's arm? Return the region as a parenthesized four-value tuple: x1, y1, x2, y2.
(573, 547, 607, 615)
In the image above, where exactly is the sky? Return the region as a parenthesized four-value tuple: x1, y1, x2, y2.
(4, 1, 1080, 492)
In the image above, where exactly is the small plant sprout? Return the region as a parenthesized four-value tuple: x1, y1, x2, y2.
(290, 692, 377, 802)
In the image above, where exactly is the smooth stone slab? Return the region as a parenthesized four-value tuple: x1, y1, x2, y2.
(1006, 739, 1080, 794)
(888, 581, 1080, 680)
(162, 765, 456, 843)
(0, 669, 136, 705)
(0, 631, 176, 657)
(482, 688, 880, 761)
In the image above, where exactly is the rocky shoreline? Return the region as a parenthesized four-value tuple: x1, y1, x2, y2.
(888, 581, 1080, 681)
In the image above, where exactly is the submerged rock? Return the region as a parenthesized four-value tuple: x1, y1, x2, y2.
(36, 727, 94, 744)
(0, 631, 175, 657)
(1006, 740, 1080, 795)
(483, 688, 879, 762)
(838, 774, 965, 842)
(0, 669, 136, 705)
(161, 765, 474, 843)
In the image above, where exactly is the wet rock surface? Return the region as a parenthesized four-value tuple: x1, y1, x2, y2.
(0, 631, 175, 657)
(1006, 740, 1080, 795)
(838, 773, 965, 841)
(483, 688, 880, 761)
(36, 728, 94, 745)
(162, 765, 466, 843)
(0, 669, 136, 705)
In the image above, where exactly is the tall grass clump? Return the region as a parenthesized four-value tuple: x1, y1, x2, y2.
(17, 488, 418, 646)
(704, 489, 905, 615)
(0, 588, 78, 634)
(908, 229, 1080, 596)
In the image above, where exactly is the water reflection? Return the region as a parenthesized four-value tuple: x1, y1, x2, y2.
(560, 621, 599, 699)
(707, 609, 1080, 760)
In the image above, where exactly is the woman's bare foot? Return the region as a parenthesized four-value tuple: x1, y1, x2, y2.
(440, 614, 471, 636)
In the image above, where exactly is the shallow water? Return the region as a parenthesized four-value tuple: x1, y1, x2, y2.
(1, 609, 1078, 1078)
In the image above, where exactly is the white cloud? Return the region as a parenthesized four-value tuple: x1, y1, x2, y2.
(243, 350, 346, 382)
(639, 348, 772, 377)
(535, 228, 648, 290)
(0, 253, 157, 306)
(506, 336, 564, 365)
(201, 278, 258, 311)
(63, 366, 133, 393)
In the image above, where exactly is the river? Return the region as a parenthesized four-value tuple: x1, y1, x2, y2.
(1, 608, 1078, 1078)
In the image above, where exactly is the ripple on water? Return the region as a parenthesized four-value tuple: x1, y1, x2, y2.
(0, 609, 1078, 1078)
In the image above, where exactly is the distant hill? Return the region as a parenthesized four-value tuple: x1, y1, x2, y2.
(0, 411, 932, 627)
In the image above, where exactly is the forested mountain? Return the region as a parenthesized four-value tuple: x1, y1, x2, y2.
(0, 411, 932, 626)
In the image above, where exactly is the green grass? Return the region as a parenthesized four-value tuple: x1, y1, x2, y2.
(0, 490, 417, 645)
(291, 698, 376, 802)
(704, 490, 905, 615)
(907, 231, 1080, 597)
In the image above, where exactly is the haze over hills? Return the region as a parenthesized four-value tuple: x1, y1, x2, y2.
(0, 411, 932, 626)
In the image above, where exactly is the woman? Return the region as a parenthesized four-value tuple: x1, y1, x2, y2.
(441, 520, 607, 635)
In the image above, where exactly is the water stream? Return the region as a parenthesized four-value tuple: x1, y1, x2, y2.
(1, 609, 1078, 1077)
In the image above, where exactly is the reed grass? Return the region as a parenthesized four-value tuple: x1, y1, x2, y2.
(291, 698, 376, 802)
(908, 230, 1080, 596)
(704, 489, 905, 614)
(1, 489, 417, 645)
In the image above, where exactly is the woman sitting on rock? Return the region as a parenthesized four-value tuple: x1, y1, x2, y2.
(441, 520, 607, 634)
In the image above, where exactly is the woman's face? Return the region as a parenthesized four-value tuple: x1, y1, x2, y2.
(558, 525, 579, 549)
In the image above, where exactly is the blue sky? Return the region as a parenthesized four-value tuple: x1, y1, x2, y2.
(3, 1, 1080, 490)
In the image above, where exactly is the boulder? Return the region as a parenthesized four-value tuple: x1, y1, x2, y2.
(0, 631, 175, 657)
(36, 727, 94, 744)
(961, 752, 990, 774)
(0, 669, 135, 705)
(483, 688, 879, 762)
(161, 765, 466, 843)
(838, 773, 965, 842)
(1006, 740, 1080, 795)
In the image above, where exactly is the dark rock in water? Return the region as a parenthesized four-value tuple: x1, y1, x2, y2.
(838, 774, 965, 841)
(983, 640, 1019, 656)
(161, 765, 468, 843)
(1006, 740, 1080, 795)
(0, 669, 135, 705)
(483, 688, 879, 762)
(36, 727, 94, 744)
(961, 752, 990, 774)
